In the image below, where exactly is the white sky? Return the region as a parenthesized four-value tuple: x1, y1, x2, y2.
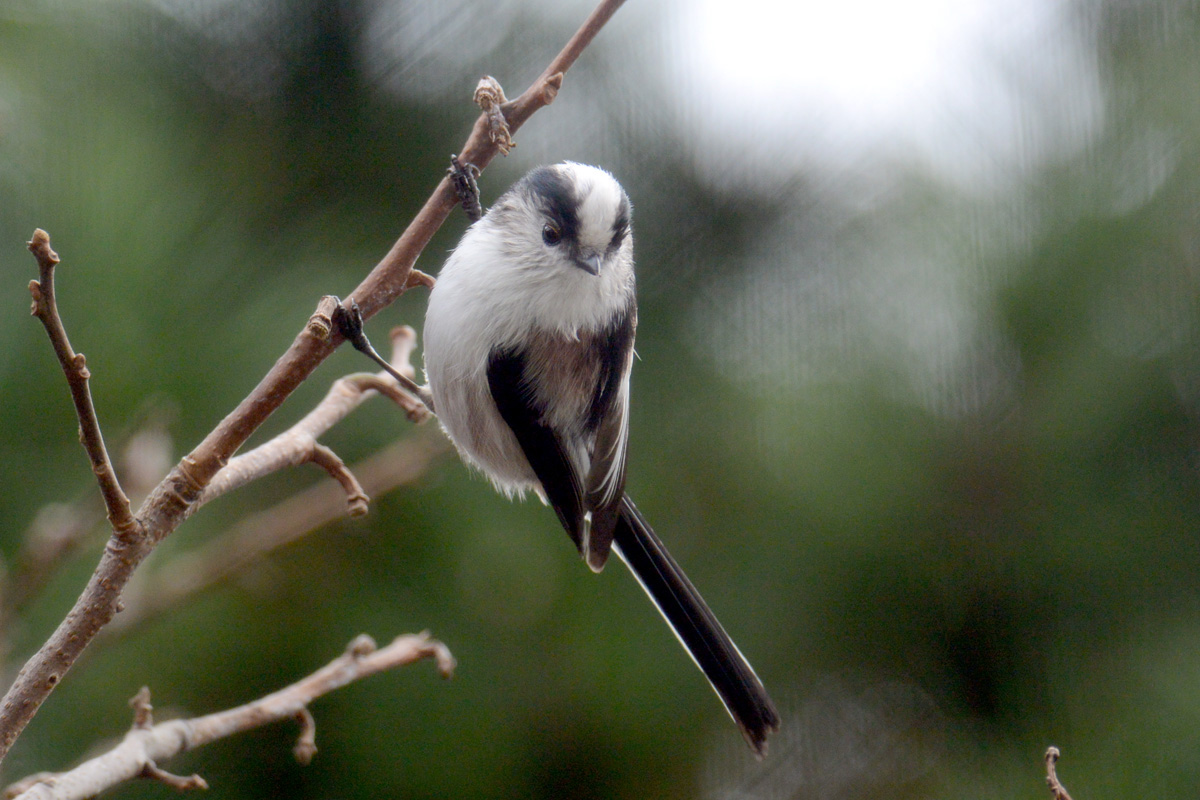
(670, 0, 1102, 189)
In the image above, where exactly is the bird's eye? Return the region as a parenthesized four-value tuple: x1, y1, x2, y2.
(542, 223, 562, 246)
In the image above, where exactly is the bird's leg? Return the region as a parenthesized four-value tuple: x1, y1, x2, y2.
(332, 298, 435, 412)
(449, 155, 484, 223)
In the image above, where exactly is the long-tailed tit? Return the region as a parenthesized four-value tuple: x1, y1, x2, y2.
(343, 162, 779, 754)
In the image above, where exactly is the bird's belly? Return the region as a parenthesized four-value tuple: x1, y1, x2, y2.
(432, 370, 541, 494)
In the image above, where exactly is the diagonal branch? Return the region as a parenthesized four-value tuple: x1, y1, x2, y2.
(26, 230, 137, 540)
(111, 435, 446, 637)
(6, 634, 455, 800)
(191, 324, 428, 515)
(0, 0, 626, 765)
(0, 408, 173, 667)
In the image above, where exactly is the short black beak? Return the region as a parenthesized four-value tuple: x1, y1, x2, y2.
(576, 254, 602, 276)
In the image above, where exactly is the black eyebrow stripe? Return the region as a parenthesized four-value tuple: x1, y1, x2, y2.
(523, 166, 580, 243)
(612, 194, 631, 235)
(606, 193, 631, 254)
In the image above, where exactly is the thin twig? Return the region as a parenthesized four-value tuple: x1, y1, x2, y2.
(6, 634, 454, 800)
(192, 325, 426, 513)
(1045, 747, 1075, 800)
(139, 763, 207, 792)
(110, 325, 446, 635)
(292, 709, 317, 765)
(334, 301, 435, 412)
(0, 0, 625, 764)
(309, 443, 370, 517)
(111, 435, 447, 636)
(0, 410, 172, 668)
(25, 231, 137, 541)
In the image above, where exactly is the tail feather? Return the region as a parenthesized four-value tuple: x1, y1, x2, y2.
(611, 495, 780, 755)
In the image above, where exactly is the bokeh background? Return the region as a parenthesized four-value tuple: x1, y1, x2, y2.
(3, 0, 1200, 797)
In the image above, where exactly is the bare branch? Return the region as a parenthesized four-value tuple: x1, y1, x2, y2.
(310, 443, 370, 517)
(112, 435, 447, 636)
(6, 634, 453, 800)
(0, 0, 625, 763)
(26, 230, 136, 539)
(193, 325, 426, 513)
(292, 709, 317, 765)
(139, 763, 207, 792)
(334, 302, 434, 411)
(0, 410, 173, 666)
(1045, 747, 1076, 800)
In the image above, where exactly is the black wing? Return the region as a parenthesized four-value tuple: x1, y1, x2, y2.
(487, 347, 587, 548)
(486, 305, 635, 567)
(581, 306, 636, 570)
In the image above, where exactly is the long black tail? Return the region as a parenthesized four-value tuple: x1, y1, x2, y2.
(611, 495, 780, 755)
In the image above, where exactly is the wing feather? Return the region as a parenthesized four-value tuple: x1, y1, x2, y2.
(582, 304, 636, 569)
(487, 348, 586, 548)
(486, 302, 636, 569)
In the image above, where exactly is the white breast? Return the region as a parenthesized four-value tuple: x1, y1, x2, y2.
(422, 216, 632, 495)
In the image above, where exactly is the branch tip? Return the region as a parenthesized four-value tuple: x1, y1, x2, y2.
(292, 709, 318, 765)
(347, 634, 378, 658)
(27, 229, 59, 267)
(408, 630, 455, 678)
(474, 75, 508, 106)
(388, 325, 416, 346)
(403, 269, 436, 290)
(347, 494, 370, 517)
(4, 771, 56, 799)
(1045, 746, 1074, 800)
(431, 641, 456, 679)
(141, 762, 208, 792)
(309, 443, 370, 516)
(130, 686, 153, 729)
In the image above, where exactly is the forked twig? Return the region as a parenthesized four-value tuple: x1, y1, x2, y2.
(6, 634, 454, 800)
(192, 325, 428, 515)
(112, 435, 446, 635)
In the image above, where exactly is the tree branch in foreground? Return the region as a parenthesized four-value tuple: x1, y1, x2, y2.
(6, 634, 453, 800)
(0, 0, 626, 763)
(190, 324, 429, 516)
(25, 231, 137, 541)
(111, 435, 445, 637)
(0, 409, 172, 668)
(1044, 747, 1075, 800)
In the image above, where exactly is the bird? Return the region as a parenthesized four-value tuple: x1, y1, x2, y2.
(342, 161, 779, 754)
(420, 163, 777, 758)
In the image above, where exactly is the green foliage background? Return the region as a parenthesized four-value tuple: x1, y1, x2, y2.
(2, 1, 1200, 797)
